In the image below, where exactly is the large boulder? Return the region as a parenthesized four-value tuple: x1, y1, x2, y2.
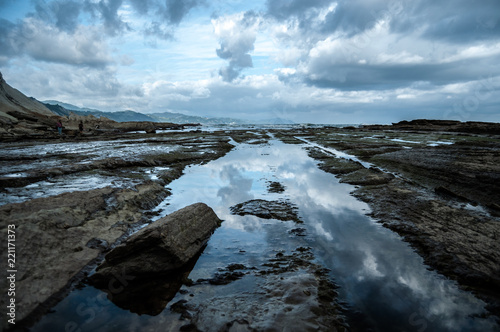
(0, 181, 168, 329)
(90, 203, 222, 285)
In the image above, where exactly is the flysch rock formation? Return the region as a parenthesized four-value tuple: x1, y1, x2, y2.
(0, 181, 168, 329)
(90, 203, 222, 285)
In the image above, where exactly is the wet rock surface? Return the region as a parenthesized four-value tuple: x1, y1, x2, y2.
(0, 131, 234, 330)
(230, 199, 303, 223)
(171, 247, 348, 332)
(90, 203, 222, 284)
(3, 121, 500, 330)
(0, 182, 167, 327)
(284, 125, 500, 315)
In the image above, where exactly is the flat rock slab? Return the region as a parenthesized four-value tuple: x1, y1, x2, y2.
(90, 203, 222, 286)
(230, 199, 302, 223)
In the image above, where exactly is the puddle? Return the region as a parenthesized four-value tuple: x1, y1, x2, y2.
(428, 141, 454, 146)
(0, 173, 142, 205)
(30, 138, 497, 331)
(297, 136, 374, 169)
(0, 139, 180, 205)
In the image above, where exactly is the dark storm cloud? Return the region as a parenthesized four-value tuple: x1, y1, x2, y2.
(142, 0, 205, 42)
(128, 0, 150, 15)
(0, 19, 16, 57)
(159, 0, 205, 25)
(129, 0, 205, 26)
(0, 0, 205, 64)
(321, 0, 399, 36)
(84, 0, 130, 36)
(267, 0, 499, 42)
(267, 0, 500, 94)
(266, 0, 398, 37)
(303, 60, 498, 91)
(390, 0, 500, 43)
(50, 1, 82, 32)
(266, 0, 333, 21)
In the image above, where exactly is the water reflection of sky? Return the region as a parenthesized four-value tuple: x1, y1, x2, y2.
(156, 139, 497, 331)
(31, 138, 497, 332)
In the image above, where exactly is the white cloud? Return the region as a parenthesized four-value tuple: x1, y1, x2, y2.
(1, 0, 500, 124)
(212, 12, 261, 81)
(10, 17, 113, 67)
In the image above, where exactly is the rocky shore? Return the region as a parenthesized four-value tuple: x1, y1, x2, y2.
(0, 71, 197, 141)
(0, 130, 234, 330)
(1, 119, 499, 330)
(276, 121, 500, 316)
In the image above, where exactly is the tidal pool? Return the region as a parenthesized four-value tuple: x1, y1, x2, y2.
(31, 137, 497, 331)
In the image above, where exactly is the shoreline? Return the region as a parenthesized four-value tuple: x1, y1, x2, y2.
(276, 125, 500, 317)
(1, 124, 499, 330)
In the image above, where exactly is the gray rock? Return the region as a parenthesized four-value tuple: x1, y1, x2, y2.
(230, 199, 302, 223)
(91, 203, 222, 284)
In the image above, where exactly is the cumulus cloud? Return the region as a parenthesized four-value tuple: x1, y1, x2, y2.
(2, 0, 500, 124)
(133, 0, 206, 41)
(84, 0, 130, 36)
(213, 11, 260, 82)
(390, 0, 500, 43)
(0, 17, 113, 67)
(160, 0, 205, 25)
(265, 0, 500, 93)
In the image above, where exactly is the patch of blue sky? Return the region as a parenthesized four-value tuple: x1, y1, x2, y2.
(0, 0, 31, 21)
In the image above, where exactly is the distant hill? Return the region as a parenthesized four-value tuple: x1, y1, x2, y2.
(148, 111, 249, 125)
(43, 100, 250, 125)
(255, 118, 295, 125)
(43, 101, 157, 122)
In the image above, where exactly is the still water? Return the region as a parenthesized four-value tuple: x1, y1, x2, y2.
(31, 137, 497, 331)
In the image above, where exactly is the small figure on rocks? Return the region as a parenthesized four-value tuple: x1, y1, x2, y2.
(79, 121, 84, 134)
(56, 120, 63, 135)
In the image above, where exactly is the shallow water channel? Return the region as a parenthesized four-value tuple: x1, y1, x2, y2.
(31, 137, 497, 331)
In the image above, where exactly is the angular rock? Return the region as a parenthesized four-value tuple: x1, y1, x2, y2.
(90, 203, 222, 285)
(230, 199, 302, 223)
(0, 182, 168, 329)
(339, 167, 395, 186)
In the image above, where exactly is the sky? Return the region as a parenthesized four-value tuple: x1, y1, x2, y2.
(1, 0, 499, 124)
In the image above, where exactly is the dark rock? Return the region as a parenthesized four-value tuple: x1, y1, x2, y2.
(289, 228, 307, 236)
(435, 186, 470, 202)
(267, 181, 285, 193)
(85, 238, 109, 251)
(339, 168, 395, 186)
(90, 203, 222, 284)
(230, 199, 302, 223)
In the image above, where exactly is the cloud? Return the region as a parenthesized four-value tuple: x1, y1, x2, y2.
(159, 0, 205, 25)
(390, 0, 500, 43)
(0, 17, 113, 67)
(132, 0, 206, 41)
(265, 0, 333, 21)
(213, 11, 260, 82)
(84, 0, 130, 36)
(31, 0, 83, 33)
(264, 1, 500, 93)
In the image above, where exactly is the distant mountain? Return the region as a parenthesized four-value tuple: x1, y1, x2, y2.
(43, 100, 295, 125)
(255, 118, 295, 125)
(148, 111, 248, 125)
(43, 100, 249, 125)
(43, 101, 156, 122)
